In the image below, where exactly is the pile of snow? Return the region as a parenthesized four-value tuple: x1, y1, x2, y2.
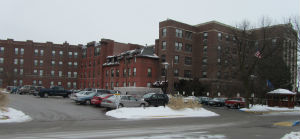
(240, 105, 300, 112)
(106, 106, 219, 119)
(282, 131, 300, 139)
(0, 90, 10, 94)
(0, 108, 32, 123)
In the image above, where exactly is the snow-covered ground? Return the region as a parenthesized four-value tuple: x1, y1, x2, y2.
(240, 105, 300, 113)
(0, 107, 32, 123)
(106, 106, 219, 119)
(281, 131, 300, 139)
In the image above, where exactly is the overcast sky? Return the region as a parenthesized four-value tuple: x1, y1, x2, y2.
(0, 0, 299, 46)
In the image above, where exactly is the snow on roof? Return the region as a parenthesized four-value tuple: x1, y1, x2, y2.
(267, 89, 296, 95)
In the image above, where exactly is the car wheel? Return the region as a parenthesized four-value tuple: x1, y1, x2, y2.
(118, 103, 123, 108)
(140, 103, 145, 108)
(63, 95, 68, 98)
(237, 104, 240, 109)
(85, 100, 91, 105)
(44, 93, 49, 98)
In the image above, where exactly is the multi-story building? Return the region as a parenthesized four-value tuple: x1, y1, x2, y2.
(155, 19, 297, 96)
(0, 19, 297, 97)
(102, 46, 159, 90)
(0, 39, 81, 89)
(78, 39, 143, 89)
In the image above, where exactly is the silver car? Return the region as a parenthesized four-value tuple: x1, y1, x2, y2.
(101, 95, 148, 109)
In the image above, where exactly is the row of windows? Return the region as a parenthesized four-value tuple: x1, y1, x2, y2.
(161, 28, 192, 40)
(32, 69, 77, 77)
(161, 41, 192, 52)
(161, 68, 192, 78)
(106, 68, 152, 78)
(105, 82, 152, 89)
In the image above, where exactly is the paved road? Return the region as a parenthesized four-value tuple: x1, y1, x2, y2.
(0, 94, 299, 139)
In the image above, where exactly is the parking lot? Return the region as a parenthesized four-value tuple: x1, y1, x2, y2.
(1, 93, 300, 139)
(8, 94, 112, 122)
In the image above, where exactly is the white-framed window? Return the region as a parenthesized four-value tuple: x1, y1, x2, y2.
(39, 60, 43, 66)
(15, 48, 19, 55)
(128, 82, 131, 87)
(20, 69, 23, 75)
(73, 82, 77, 88)
(176, 29, 183, 38)
(218, 32, 222, 40)
(0, 47, 5, 53)
(40, 50, 44, 56)
(33, 80, 37, 85)
(0, 67, 4, 73)
(0, 58, 3, 64)
(174, 69, 179, 76)
(34, 49, 38, 56)
(59, 71, 62, 77)
(51, 61, 55, 66)
(38, 80, 42, 85)
(39, 70, 43, 76)
(52, 50, 56, 56)
(58, 81, 62, 86)
(34, 60, 38, 66)
(14, 59, 18, 64)
(74, 52, 78, 58)
(33, 69, 37, 74)
(50, 81, 54, 86)
(20, 48, 24, 55)
(20, 59, 24, 65)
(68, 72, 71, 78)
(162, 41, 166, 50)
(133, 82, 136, 87)
(68, 52, 73, 58)
(162, 28, 167, 37)
(67, 82, 71, 88)
(74, 62, 78, 67)
(19, 80, 23, 86)
(51, 70, 55, 76)
(68, 62, 72, 66)
(14, 68, 18, 74)
(59, 51, 63, 56)
(174, 55, 179, 64)
(204, 32, 208, 39)
(175, 42, 182, 51)
(74, 72, 77, 78)
(123, 82, 126, 87)
(59, 61, 63, 65)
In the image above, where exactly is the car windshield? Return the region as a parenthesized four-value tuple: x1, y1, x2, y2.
(143, 93, 154, 98)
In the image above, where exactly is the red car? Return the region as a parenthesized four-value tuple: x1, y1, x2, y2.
(225, 97, 246, 109)
(91, 94, 113, 107)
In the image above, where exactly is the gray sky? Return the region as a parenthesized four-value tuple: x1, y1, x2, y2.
(0, 0, 299, 46)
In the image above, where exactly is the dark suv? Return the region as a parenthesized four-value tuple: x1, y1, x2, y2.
(143, 93, 169, 107)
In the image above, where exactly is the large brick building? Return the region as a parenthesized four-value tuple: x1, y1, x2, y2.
(0, 39, 81, 89)
(0, 19, 297, 97)
(155, 19, 297, 96)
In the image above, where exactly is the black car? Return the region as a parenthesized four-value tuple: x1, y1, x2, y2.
(208, 98, 227, 107)
(143, 93, 169, 107)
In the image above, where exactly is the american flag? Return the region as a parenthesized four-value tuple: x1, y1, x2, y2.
(255, 50, 262, 59)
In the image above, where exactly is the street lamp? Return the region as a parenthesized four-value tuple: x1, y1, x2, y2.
(162, 62, 169, 94)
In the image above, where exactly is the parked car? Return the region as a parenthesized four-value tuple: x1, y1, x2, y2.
(198, 97, 212, 105)
(91, 94, 113, 106)
(18, 85, 37, 95)
(208, 98, 227, 107)
(10, 86, 21, 94)
(142, 93, 169, 107)
(69, 91, 87, 100)
(101, 95, 148, 110)
(6, 86, 16, 92)
(73, 91, 97, 105)
(225, 97, 246, 109)
(38, 86, 72, 98)
(91, 89, 120, 94)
